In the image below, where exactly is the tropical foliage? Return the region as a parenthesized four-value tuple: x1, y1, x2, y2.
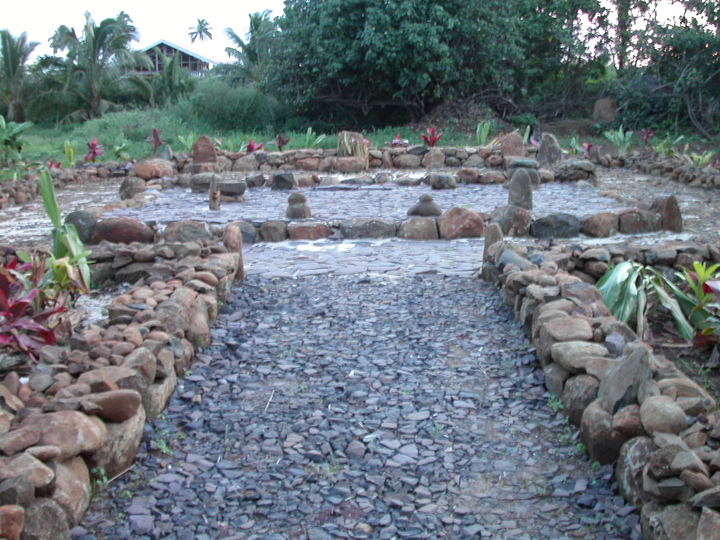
(0, 30, 38, 122)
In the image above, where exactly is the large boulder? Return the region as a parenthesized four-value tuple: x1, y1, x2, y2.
(640, 396, 688, 435)
(90, 217, 154, 245)
(598, 343, 653, 413)
(616, 436, 657, 507)
(18, 498, 71, 540)
(500, 132, 525, 157)
(582, 212, 619, 238)
(87, 406, 146, 478)
(537, 133, 563, 166)
(119, 177, 146, 200)
(529, 213, 581, 238)
(398, 217, 439, 240)
(340, 219, 397, 239)
(163, 220, 212, 243)
(489, 205, 532, 236)
(191, 135, 217, 163)
(64, 211, 96, 244)
(18, 411, 106, 460)
(287, 222, 332, 241)
(554, 159, 595, 182)
(258, 220, 288, 242)
(438, 208, 484, 240)
(407, 194, 442, 217)
(618, 209, 662, 234)
(132, 159, 174, 180)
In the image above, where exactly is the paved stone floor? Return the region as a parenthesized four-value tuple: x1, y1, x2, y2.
(76, 267, 640, 539)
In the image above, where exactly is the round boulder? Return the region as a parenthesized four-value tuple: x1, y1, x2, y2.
(65, 211, 97, 244)
(163, 220, 213, 243)
(407, 194, 442, 217)
(91, 217, 154, 245)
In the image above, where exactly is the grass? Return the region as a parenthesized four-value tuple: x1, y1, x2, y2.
(19, 108, 483, 165)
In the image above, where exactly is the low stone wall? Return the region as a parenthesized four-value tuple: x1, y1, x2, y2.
(481, 228, 720, 538)
(0, 224, 245, 539)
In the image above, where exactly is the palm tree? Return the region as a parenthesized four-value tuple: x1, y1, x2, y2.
(189, 19, 213, 43)
(43, 11, 151, 119)
(0, 30, 39, 121)
(224, 10, 275, 84)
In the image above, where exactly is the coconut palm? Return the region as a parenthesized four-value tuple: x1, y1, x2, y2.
(38, 11, 152, 120)
(224, 10, 275, 84)
(0, 30, 39, 121)
(189, 19, 213, 43)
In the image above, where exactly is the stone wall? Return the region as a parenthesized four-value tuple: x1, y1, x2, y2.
(481, 227, 720, 538)
(0, 223, 245, 539)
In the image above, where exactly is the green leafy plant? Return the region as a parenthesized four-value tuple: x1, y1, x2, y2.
(547, 394, 564, 413)
(38, 169, 91, 294)
(303, 127, 326, 148)
(112, 139, 130, 161)
(0, 115, 33, 166)
(682, 150, 715, 167)
(651, 135, 685, 158)
(602, 126, 634, 158)
(90, 466, 110, 495)
(475, 121, 492, 146)
(176, 133, 197, 153)
(597, 261, 694, 341)
(63, 140, 75, 167)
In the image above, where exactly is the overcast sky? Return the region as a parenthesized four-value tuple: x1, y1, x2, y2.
(3, 0, 286, 64)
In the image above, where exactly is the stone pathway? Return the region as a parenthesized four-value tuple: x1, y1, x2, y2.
(76, 270, 640, 539)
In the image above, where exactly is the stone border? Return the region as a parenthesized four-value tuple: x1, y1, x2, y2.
(0, 224, 245, 539)
(481, 225, 720, 538)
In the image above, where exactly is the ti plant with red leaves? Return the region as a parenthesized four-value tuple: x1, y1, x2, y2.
(640, 129, 655, 146)
(421, 127, 443, 147)
(245, 140, 263, 153)
(0, 258, 65, 360)
(146, 128, 164, 153)
(84, 138, 104, 162)
(276, 134, 290, 151)
(390, 133, 409, 147)
(47, 160, 62, 169)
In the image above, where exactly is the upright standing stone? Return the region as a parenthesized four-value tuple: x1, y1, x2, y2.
(500, 132, 526, 157)
(483, 223, 503, 262)
(192, 136, 217, 163)
(286, 193, 312, 219)
(650, 195, 683, 233)
(537, 133, 563, 166)
(507, 168, 533, 210)
(209, 174, 220, 210)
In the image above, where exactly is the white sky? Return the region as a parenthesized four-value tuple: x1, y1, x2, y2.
(3, 0, 286, 64)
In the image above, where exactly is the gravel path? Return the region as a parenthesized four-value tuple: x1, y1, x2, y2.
(77, 274, 639, 540)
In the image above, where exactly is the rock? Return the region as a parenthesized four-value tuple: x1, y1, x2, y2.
(119, 177, 146, 200)
(581, 400, 625, 464)
(530, 214, 581, 238)
(598, 343, 653, 413)
(543, 362, 570, 396)
(651, 195, 683, 233)
(80, 390, 142, 423)
(500, 132, 525, 157)
(132, 159, 174, 180)
(581, 212, 619, 237)
(421, 148, 445, 168)
(229, 221, 257, 245)
(612, 405, 644, 438)
(345, 440, 366, 459)
(562, 374, 600, 424)
(19, 498, 71, 540)
(231, 153, 258, 172)
(0, 504, 24, 540)
(456, 168, 481, 183)
(618, 208, 662, 234)
(191, 135, 217, 163)
(217, 179, 247, 197)
(691, 486, 720, 510)
(286, 193, 312, 219)
(550, 341, 609, 373)
(271, 173, 296, 190)
(287, 222, 332, 241)
(0, 476, 34, 507)
(258, 221, 288, 242)
(489, 205, 532, 236)
(0, 453, 54, 489)
(87, 405, 145, 477)
(222, 223, 243, 253)
(482, 223, 503, 263)
(392, 153, 422, 168)
(340, 219, 396, 239)
(91, 217, 154, 245)
(555, 159, 595, 182)
(407, 194, 442, 217)
(616, 436, 657, 507)
(0, 427, 41, 456)
(696, 507, 720, 540)
(507, 168, 533, 210)
(544, 317, 593, 342)
(163, 220, 212, 243)
(18, 411, 106, 460)
(641, 396, 689, 435)
(398, 218, 439, 240)
(426, 173, 456, 190)
(593, 97, 617, 124)
(64, 211, 96, 244)
(51, 457, 90, 525)
(438, 208, 484, 239)
(537, 133, 563, 166)
(245, 173, 266, 188)
(333, 157, 366, 173)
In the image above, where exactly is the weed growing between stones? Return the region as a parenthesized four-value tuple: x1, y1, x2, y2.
(90, 466, 110, 497)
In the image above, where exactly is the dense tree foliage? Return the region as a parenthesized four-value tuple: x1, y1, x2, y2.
(0, 30, 38, 121)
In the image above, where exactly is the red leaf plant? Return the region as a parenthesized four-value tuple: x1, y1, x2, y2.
(146, 128, 164, 153)
(245, 140, 263, 153)
(421, 127, 443, 147)
(84, 138, 104, 162)
(640, 128, 655, 146)
(46, 160, 62, 169)
(276, 134, 290, 151)
(0, 259, 64, 359)
(390, 133, 409, 147)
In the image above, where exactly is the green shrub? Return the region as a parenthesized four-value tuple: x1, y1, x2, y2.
(180, 79, 279, 131)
